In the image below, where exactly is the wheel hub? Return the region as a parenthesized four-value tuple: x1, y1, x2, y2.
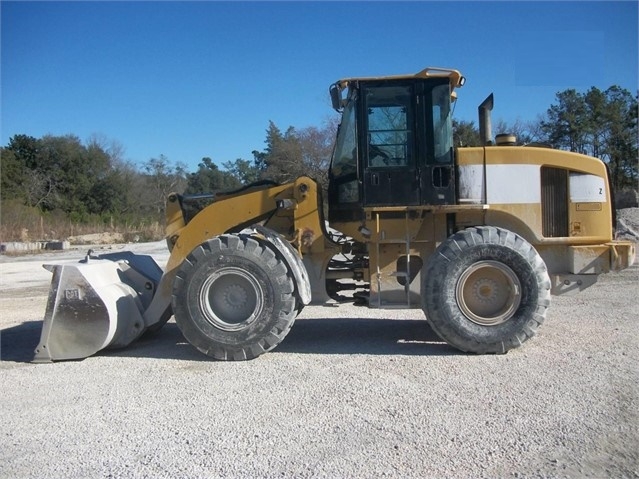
(223, 284, 248, 309)
(199, 267, 263, 331)
(456, 260, 521, 326)
(473, 278, 499, 303)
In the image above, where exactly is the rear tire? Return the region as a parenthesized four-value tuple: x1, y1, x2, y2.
(421, 226, 551, 354)
(172, 234, 297, 360)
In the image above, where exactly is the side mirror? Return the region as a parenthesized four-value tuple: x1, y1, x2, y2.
(330, 83, 343, 112)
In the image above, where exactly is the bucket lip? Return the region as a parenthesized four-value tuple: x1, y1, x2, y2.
(34, 256, 157, 363)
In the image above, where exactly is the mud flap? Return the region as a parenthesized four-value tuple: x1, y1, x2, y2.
(34, 253, 163, 362)
(239, 225, 312, 306)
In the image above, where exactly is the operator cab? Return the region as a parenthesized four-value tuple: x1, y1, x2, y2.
(328, 67, 465, 223)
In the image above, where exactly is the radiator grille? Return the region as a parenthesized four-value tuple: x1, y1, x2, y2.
(541, 167, 569, 237)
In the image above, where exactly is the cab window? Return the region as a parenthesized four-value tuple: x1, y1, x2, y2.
(365, 86, 412, 168)
(330, 93, 358, 178)
(432, 84, 453, 163)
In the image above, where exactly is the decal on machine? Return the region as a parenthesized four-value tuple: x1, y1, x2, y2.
(569, 173, 606, 203)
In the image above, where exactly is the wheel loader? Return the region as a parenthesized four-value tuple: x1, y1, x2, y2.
(34, 67, 636, 362)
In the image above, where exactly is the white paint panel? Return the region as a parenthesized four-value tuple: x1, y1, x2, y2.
(458, 164, 540, 204)
(569, 173, 606, 202)
(487, 164, 540, 204)
(458, 164, 484, 203)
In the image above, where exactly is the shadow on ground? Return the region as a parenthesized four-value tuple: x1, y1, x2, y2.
(2, 317, 457, 364)
(1, 321, 42, 363)
(276, 317, 456, 356)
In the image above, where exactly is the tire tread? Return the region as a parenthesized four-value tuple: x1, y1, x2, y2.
(422, 226, 551, 354)
(172, 234, 297, 360)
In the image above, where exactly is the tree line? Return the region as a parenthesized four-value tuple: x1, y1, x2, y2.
(1, 85, 636, 241)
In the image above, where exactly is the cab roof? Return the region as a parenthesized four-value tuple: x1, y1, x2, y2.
(333, 67, 465, 91)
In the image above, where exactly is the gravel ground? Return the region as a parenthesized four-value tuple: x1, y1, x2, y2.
(1, 224, 638, 478)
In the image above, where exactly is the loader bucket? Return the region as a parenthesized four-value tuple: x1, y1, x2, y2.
(33, 253, 163, 362)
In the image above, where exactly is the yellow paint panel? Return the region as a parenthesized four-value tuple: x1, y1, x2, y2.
(576, 203, 602, 211)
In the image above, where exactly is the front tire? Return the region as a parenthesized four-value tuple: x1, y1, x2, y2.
(172, 234, 297, 360)
(421, 226, 551, 354)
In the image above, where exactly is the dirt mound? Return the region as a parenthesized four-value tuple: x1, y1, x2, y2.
(66, 232, 126, 245)
(617, 207, 639, 241)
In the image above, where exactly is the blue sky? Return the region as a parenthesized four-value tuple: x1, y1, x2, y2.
(2, 1, 637, 173)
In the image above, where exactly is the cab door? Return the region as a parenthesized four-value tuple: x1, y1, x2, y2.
(419, 80, 456, 205)
(361, 83, 420, 207)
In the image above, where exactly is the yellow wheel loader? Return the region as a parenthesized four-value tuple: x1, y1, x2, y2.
(34, 67, 636, 362)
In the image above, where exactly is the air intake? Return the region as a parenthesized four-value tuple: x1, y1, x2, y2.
(541, 167, 569, 237)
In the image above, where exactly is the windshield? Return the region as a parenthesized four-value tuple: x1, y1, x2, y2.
(329, 91, 357, 177)
(432, 84, 453, 163)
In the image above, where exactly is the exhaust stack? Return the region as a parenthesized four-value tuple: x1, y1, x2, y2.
(479, 94, 494, 146)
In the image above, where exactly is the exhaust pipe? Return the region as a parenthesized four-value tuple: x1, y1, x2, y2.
(478, 94, 494, 146)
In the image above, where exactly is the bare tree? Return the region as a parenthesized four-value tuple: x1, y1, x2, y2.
(23, 169, 56, 210)
(141, 155, 187, 220)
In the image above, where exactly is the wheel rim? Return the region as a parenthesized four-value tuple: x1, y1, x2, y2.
(199, 267, 263, 331)
(455, 260, 521, 326)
